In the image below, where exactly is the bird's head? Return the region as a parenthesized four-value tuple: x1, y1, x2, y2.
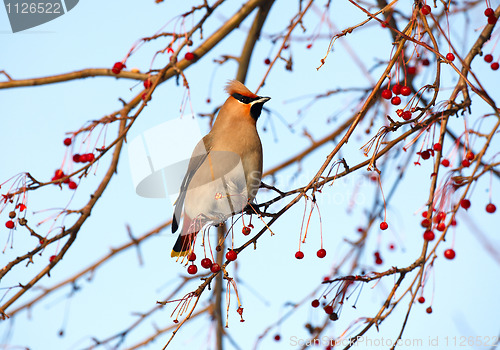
(224, 80, 271, 121)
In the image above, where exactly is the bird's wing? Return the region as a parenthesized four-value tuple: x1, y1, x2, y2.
(172, 134, 212, 233)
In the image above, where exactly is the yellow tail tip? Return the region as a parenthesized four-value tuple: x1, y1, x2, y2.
(171, 250, 189, 258)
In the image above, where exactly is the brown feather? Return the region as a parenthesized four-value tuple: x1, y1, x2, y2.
(224, 80, 258, 98)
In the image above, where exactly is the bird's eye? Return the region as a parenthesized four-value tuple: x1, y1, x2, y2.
(232, 93, 253, 104)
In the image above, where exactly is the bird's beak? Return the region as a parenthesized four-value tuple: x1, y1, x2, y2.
(251, 96, 271, 105)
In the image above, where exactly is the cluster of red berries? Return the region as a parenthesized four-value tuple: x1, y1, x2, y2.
(381, 84, 412, 106)
(484, 54, 499, 71)
(460, 150, 475, 168)
(421, 209, 456, 230)
(417, 296, 433, 314)
(396, 108, 413, 121)
(4, 204, 27, 229)
(484, 7, 498, 25)
(294, 248, 328, 259)
(64, 137, 96, 164)
(374, 251, 383, 265)
(242, 223, 253, 235)
(51, 169, 77, 190)
(416, 145, 442, 161)
(73, 153, 95, 163)
(422, 210, 448, 241)
(186, 252, 221, 275)
(112, 62, 126, 74)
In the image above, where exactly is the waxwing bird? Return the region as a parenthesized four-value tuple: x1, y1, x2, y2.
(171, 80, 270, 257)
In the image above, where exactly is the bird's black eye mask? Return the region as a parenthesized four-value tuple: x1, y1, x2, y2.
(232, 93, 257, 104)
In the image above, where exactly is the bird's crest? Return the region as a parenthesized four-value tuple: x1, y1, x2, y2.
(225, 80, 258, 99)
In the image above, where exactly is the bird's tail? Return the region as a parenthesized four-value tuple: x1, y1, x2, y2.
(171, 214, 198, 257)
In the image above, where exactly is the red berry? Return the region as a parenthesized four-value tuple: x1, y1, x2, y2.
(441, 159, 450, 167)
(400, 86, 411, 96)
(491, 62, 499, 70)
(86, 153, 95, 162)
(422, 58, 430, 66)
(435, 211, 446, 222)
(421, 218, 431, 228)
(433, 143, 442, 151)
(242, 226, 251, 235)
(380, 221, 388, 230)
(446, 53, 455, 61)
(460, 199, 471, 210)
(488, 15, 498, 25)
(79, 154, 89, 163)
(462, 159, 470, 167)
(112, 62, 125, 74)
(407, 66, 416, 75)
(306, 43, 312, 49)
(426, 306, 433, 314)
(54, 169, 64, 179)
(143, 79, 152, 89)
(421, 150, 431, 160)
(444, 248, 456, 260)
(73, 154, 81, 163)
(184, 52, 195, 61)
(5, 220, 15, 229)
(201, 258, 212, 269)
(210, 263, 221, 273)
(324, 305, 334, 314)
(264, 58, 271, 65)
(295, 251, 304, 259)
(389, 243, 395, 250)
(486, 203, 496, 213)
(465, 151, 474, 161)
(49, 255, 57, 263)
(436, 222, 446, 232)
(451, 218, 457, 226)
(484, 54, 494, 63)
(381, 89, 392, 99)
(274, 334, 281, 341)
(188, 252, 196, 261)
(187, 264, 198, 274)
(226, 250, 237, 261)
(418, 296, 425, 304)
(316, 248, 327, 258)
(68, 181, 77, 190)
(485, 8, 494, 17)
(392, 84, 401, 95)
(421, 5, 431, 15)
(402, 110, 412, 120)
(381, 21, 388, 28)
(375, 257, 383, 265)
(391, 96, 401, 105)
(311, 299, 320, 308)
(63, 138, 72, 146)
(423, 230, 435, 241)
